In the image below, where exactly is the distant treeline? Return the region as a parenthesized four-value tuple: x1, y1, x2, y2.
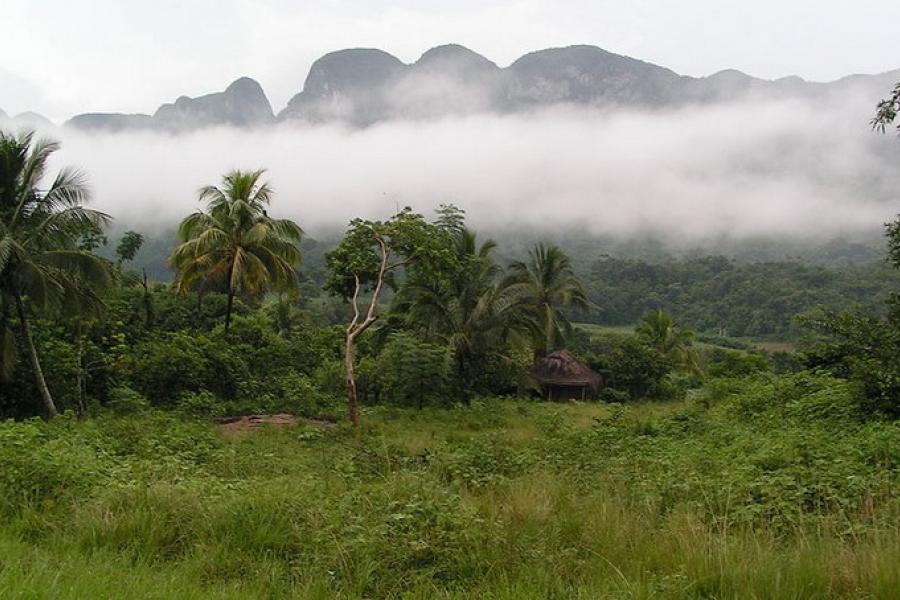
(579, 256, 900, 340)
(107, 226, 897, 343)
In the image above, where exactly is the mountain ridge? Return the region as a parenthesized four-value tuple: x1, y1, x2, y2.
(19, 44, 898, 132)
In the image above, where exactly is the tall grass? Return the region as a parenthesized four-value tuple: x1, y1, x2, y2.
(0, 373, 897, 598)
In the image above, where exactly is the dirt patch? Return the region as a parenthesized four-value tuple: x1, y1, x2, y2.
(218, 414, 299, 435)
(753, 341, 796, 353)
(217, 414, 337, 436)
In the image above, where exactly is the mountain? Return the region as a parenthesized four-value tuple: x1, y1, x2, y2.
(279, 45, 510, 124)
(506, 45, 684, 108)
(45, 45, 900, 131)
(12, 111, 54, 128)
(153, 77, 274, 130)
(279, 49, 406, 125)
(66, 112, 153, 132)
(66, 77, 273, 132)
(0, 109, 55, 130)
(279, 44, 900, 125)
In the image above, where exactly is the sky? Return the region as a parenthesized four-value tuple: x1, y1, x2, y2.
(2, 0, 899, 121)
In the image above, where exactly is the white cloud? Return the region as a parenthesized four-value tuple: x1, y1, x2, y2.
(42, 94, 899, 244)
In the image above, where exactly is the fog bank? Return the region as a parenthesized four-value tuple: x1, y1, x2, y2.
(45, 95, 900, 243)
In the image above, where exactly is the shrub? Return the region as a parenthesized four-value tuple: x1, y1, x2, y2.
(0, 321, 81, 418)
(272, 372, 340, 418)
(594, 336, 671, 400)
(598, 388, 630, 403)
(125, 331, 249, 404)
(803, 310, 900, 418)
(106, 386, 150, 415)
(707, 349, 770, 378)
(377, 333, 451, 408)
(177, 390, 224, 418)
(0, 417, 108, 515)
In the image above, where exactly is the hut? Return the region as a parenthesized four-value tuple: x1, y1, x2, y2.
(530, 350, 602, 401)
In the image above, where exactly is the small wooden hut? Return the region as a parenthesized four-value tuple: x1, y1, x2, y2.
(530, 350, 602, 401)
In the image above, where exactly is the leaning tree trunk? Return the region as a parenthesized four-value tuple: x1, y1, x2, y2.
(342, 237, 392, 428)
(14, 294, 58, 418)
(345, 331, 360, 428)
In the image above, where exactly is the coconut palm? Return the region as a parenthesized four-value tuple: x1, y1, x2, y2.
(395, 228, 531, 397)
(0, 130, 112, 417)
(636, 309, 699, 373)
(170, 169, 302, 334)
(504, 243, 589, 356)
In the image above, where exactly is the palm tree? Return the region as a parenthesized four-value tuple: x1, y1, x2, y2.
(504, 243, 589, 356)
(636, 309, 699, 373)
(0, 130, 112, 417)
(170, 169, 302, 334)
(395, 228, 531, 398)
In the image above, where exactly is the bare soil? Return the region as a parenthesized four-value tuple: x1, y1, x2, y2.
(217, 414, 336, 436)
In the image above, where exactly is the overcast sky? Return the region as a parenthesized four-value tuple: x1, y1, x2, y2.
(2, 0, 898, 121)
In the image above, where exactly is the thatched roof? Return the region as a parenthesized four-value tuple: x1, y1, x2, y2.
(531, 350, 602, 390)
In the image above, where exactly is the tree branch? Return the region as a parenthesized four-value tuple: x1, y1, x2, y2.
(366, 236, 390, 323)
(348, 273, 362, 334)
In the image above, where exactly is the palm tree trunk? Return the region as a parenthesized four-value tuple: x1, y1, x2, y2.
(224, 259, 236, 335)
(141, 268, 154, 328)
(14, 294, 58, 418)
(224, 289, 235, 334)
(76, 337, 86, 415)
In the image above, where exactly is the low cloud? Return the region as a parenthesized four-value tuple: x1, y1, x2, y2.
(42, 93, 900, 245)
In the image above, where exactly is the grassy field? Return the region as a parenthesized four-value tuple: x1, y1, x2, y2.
(1, 373, 898, 598)
(576, 322, 796, 354)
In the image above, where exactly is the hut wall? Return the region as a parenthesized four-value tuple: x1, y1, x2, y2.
(546, 384, 592, 401)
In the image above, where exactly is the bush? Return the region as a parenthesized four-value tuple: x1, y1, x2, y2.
(378, 333, 451, 408)
(177, 390, 224, 418)
(126, 331, 249, 404)
(0, 417, 108, 516)
(598, 388, 630, 403)
(803, 310, 900, 418)
(0, 321, 81, 418)
(106, 386, 149, 415)
(271, 372, 341, 418)
(707, 349, 770, 378)
(594, 336, 671, 400)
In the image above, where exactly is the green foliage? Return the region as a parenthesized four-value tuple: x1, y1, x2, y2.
(0, 378, 898, 597)
(126, 331, 248, 404)
(325, 207, 457, 300)
(635, 308, 699, 373)
(594, 336, 672, 399)
(0, 320, 81, 417)
(504, 243, 589, 353)
(706, 349, 770, 378)
(106, 385, 149, 415)
(170, 169, 302, 332)
(377, 333, 450, 408)
(176, 390, 223, 418)
(0, 130, 114, 415)
(872, 82, 900, 134)
(392, 227, 534, 400)
(0, 415, 105, 516)
(115, 230, 144, 265)
(803, 310, 900, 418)
(798, 215, 900, 419)
(888, 215, 900, 270)
(585, 255, 899, 340)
